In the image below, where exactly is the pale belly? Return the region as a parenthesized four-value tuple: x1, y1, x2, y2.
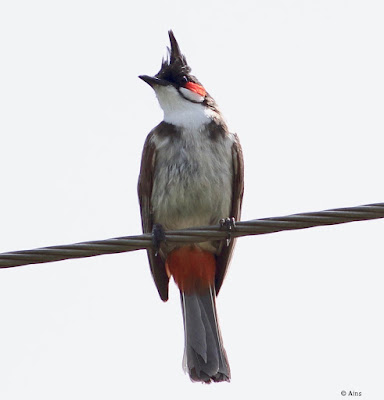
(151, 129, 234, 232)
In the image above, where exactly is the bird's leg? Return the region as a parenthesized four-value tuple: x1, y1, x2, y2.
(152, 223, 166, 257)
(219, 217, 236, 246)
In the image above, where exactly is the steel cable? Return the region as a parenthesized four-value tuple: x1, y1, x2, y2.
(0, 202, 383, 268)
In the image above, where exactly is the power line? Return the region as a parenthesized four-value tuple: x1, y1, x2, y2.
(0, 202, 383, 269)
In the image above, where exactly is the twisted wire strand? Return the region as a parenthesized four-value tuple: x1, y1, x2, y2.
(0, 202, 383, 268)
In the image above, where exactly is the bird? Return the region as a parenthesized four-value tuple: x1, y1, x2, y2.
(137, 30, 244, 383)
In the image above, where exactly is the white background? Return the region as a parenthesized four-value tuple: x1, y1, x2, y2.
(0, 1, 383, 399)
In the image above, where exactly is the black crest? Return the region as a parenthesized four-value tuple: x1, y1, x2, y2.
(156, 31, 198, 86)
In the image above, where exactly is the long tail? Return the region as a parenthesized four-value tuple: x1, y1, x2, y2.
(180, 287, 230, 383)
(166, 246, 231, 383)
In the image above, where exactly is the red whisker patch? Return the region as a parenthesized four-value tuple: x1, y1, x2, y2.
(184, 82, 206, 97)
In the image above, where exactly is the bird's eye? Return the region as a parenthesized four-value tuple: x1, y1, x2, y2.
(180, 76, 188, 84)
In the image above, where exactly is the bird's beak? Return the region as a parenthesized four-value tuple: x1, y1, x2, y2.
(139, 75, 168, 88)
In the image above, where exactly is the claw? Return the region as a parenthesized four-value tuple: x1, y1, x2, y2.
(152, 224, 166, 256)
(219, 217, 236, 246)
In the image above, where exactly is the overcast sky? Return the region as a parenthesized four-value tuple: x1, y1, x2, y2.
(1, 0, 383, 399)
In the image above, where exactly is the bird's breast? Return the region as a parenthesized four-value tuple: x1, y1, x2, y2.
(151, 127, 233, 231)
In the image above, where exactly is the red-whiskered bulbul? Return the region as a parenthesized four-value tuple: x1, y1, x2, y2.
(138, 31, 244, 383)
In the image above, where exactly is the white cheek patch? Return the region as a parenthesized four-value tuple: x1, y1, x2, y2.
(179, 87, 205, 103)
(154, 84, 213, 128)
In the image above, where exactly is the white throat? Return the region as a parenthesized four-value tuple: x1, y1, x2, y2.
(154, 85, 213, 129)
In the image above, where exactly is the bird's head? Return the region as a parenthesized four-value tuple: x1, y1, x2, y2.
(139, 31, 216, 126)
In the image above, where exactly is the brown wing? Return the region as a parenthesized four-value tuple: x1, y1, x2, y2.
(215, 133, 244, 295)
(138, 129, 169, 301)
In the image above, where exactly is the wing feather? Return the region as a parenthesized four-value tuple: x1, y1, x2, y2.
(138, 129, 170, 301)
(215, 133, 244, 294)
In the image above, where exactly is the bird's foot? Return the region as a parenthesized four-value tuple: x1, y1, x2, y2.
(152, 224, 166, 256)
(219, 217, 236, 246)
